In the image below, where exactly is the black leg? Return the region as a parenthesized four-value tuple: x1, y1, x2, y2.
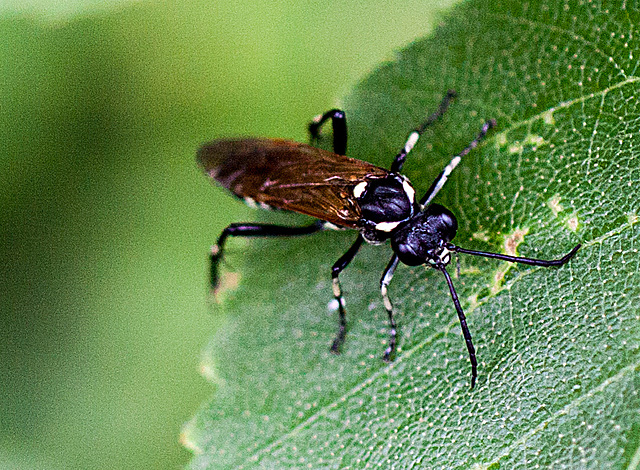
(390, 90, 457, 173)
(438, 264, 478, 389)
(447, 243, 581, 267)
(210, 221, 325, 291)
(308, 109, 348, 156)
(420, 118, 496, 206)
(380, 254, 400, 361)
(330, 235, 364, 353)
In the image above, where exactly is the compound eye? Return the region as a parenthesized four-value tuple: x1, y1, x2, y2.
(391, 237, 425, 266)
(439, 211, 457, 240)
(425, 203, 458, 242)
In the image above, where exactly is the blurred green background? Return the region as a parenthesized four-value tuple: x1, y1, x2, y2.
(1, 0, 460, 468)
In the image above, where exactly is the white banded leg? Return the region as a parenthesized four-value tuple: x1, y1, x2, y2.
(330, 235, 364, 353)
(380, 254, 400, 361)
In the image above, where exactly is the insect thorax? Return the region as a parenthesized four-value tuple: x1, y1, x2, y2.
(356, 174, 418, 244)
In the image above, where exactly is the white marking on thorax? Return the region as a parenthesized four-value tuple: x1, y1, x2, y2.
(375, 220, 402, 232)
(353, 181, 368, 199)
(402, 178, 416, 203)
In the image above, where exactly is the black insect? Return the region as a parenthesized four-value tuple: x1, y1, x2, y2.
(198, 91, 580, 388)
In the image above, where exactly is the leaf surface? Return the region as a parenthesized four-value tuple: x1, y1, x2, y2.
(185, 1, 640, 468)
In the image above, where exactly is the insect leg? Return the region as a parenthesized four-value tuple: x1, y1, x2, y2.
(390, 90, 457, 173)
(330, 234, 364, 353)
(210, 220, 325, 291)
(447, 243, 581, 267)
(420, 119, 496, 206)
(308, 109, 348, 155)
(380, 254, 400, 361)
(438, 263, 478, 389)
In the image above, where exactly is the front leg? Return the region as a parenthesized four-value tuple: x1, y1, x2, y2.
(380, 254, 400, 361)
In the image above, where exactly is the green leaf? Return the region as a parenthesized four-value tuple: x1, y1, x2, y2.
(184, 1, 640, 468)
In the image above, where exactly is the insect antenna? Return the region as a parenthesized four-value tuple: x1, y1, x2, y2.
(390, 90, 457, 173)
(446, 243, 581, 267)
(420, 119, 496, 207)
(437, 263, 478, 388)
(438, 243, 580, 388)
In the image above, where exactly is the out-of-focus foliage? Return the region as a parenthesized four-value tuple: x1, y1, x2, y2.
(0, 0, 457, 468)
(185, 1, 640, 468)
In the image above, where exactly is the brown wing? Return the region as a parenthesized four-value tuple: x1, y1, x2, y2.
(197, 138, 390, 228)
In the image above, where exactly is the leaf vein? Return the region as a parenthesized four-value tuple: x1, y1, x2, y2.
(483, 360, 640, 467)
(239, 217, 636, 467)
(628, 440, 640, 470)
(472, 9, 629, 79)
(497, 76, 640, 135)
